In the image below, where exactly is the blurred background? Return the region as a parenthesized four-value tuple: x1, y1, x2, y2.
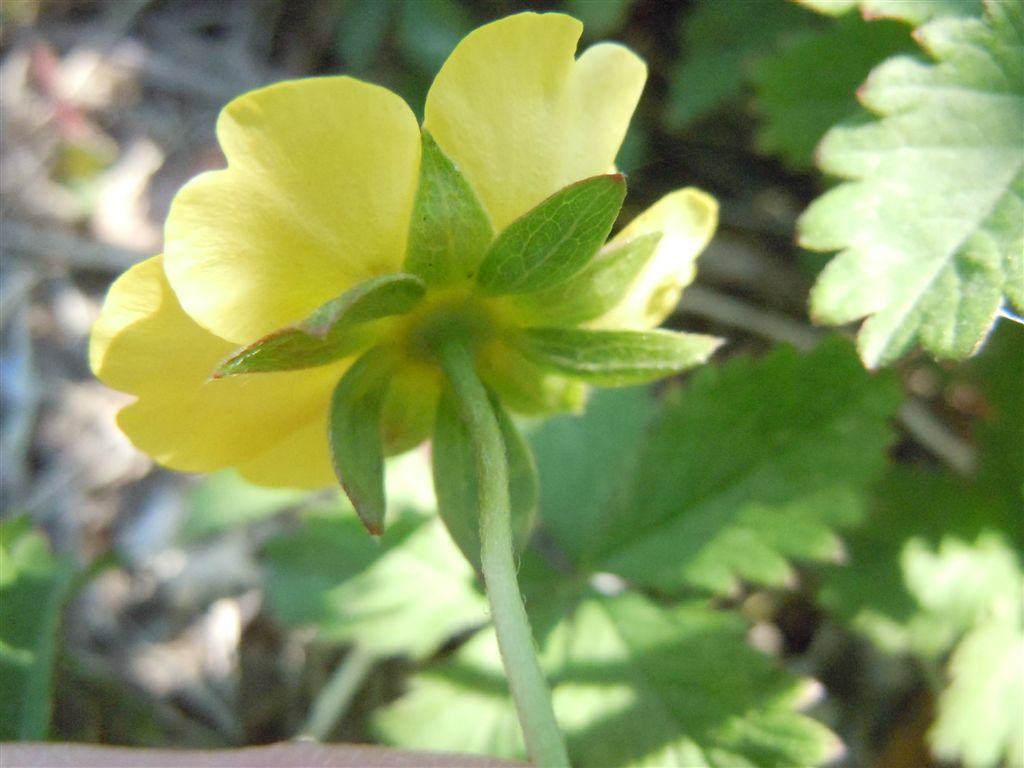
(0, 0, 1015, 764)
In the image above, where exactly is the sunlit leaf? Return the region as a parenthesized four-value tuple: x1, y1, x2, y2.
(579, 341, 901, 593)
(794, 0, 982, 24)
(376, 592, 837, 767)
(818, 328, 1022, 766)
(264, 508, 486, 660)
(931, 577, 1023, 768)
(799, 1, 1024, 366)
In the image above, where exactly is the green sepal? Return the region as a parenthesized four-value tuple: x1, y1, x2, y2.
(329, 351, 395, 535)
(519, 328, 723, 386)
(432, 385, 538, 573)
(477, 174, 627, 296)
(511, 232, 662, 326)
(215, 273, 426, 377)
(404, 131, 494, 285)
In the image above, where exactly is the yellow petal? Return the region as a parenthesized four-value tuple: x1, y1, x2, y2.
(424, 13, 646, 232)
(91, 255, 346, 486)
(164, 77, 421, 344)
(236, 417, 335, 488)
(592, 188, 718, 330)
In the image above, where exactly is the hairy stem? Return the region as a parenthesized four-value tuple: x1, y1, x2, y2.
(439, 343, 570, 768)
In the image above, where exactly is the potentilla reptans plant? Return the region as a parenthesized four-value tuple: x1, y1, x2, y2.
(90, 13, 720, 765)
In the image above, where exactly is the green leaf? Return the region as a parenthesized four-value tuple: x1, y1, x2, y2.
(820, 325, 1023, 652)
(565, 0, 631, 37)
(582, 341, 901, 593)
(795, 0, 983, 24)
(264, 508, 487, 660)
(817, 330, 1023, 766)
(329, 352, 392, 534)
(752, 14, 914, 169)
(931, 571, 1023, 768)
(215, 273, 425, 377)
(181, 469, 312, 539)
(820, 476, 1023, 767)
(665, 0, 820, 129)
(968, 322, 1024, 516)
(396, 0, 473, 74)
(530, 387, 656, 567)
(404, 131, 493, 285)
(518, 328, 722, 386)
(798, 2, 1024, 366)
(793, 0, 857, 15)
(332, 0, 394, 72)
(511, 233, 661, 327)
(0, 518, 73, 740)
(477, 174, 626, 296)
(376, 592, 838, 767)
(373, 629, 526, 758)
(432, 386, 537, 572)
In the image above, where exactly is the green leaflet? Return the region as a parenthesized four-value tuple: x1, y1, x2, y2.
(518, 327, 722, 386)
(794, 0, 983, 24)
(337, 341, 898, 767)
(798, 1, 1024, 366)
(264, 507, 487, 660)
(182, 470, 311, 540)
(817, 327, 1023, 766)
(752, 13, 914, 169)
(511, 233, 662, 327)
(476, 174, 626, 296)
(329, 351, 393, 534)
(598, 341, 902, 593)
(522, 341, 900, 595)
(820, 473, 1023, 767)
(375, 593, 837, 767)
(530, 387, 655, 567)
(396, 0, 474, 75)
(564, 0, 630, 36)
(432, 386, 538, 572)
(404, 131, 493, 285)
(527, 340, 900, 593)
(665, 0, 820, 129)
(215, 273, 426, 377)
(0, 518, 73, 740)
(931, 561, 1023, 768)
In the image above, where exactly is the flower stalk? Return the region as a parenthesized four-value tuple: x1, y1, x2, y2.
(439, 342, 570, 768)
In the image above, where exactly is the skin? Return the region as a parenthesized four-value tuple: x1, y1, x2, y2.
(0, 743, 527, 767)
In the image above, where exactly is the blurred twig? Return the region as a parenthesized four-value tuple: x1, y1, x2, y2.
(2, 218, 145, 273)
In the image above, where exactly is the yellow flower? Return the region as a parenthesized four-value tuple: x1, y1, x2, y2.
(90, 12, 719, 490)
